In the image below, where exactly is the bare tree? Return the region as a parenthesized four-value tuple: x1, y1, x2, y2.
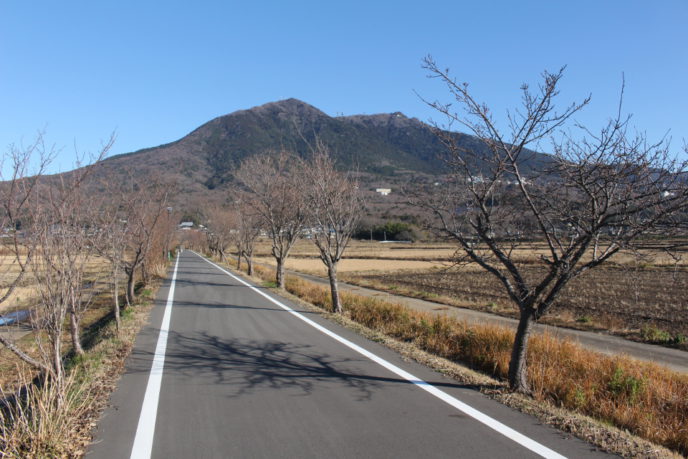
(120, 179, 171, 305)
(179, 228, 208, 253)
(0, 135, 111, 390)
(206, 202, 260, 274)
(302, 144, 362, 313)
(160, 208, 177, 262)
(206, 205, 236, 263)
(0, 134, 53, 371)
(234, 151, 307, 288)
(233, 199, 262, 276)
(34, 142, 111, 361)
(417, 57, 688, 392)
(144, 202, 177, 282)
(92, 179, 133, 331)
(94, 210, 127, 330)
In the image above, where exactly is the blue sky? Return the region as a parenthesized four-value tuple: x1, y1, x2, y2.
(1, 1, 686, 172)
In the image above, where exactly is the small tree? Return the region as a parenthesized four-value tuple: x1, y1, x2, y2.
(0, 134, 110, 389)
(302, 145, 362, 313)
(144, 201, 177, 282)
(0, 134, 53, 372)
(234, 151, 307, 288)
(34, 142, 110, 361)
(94, 207, 127, 331)
(93, 178, 134, 331)
(206, 206, 236, 263)
(418, 57, 688, 392)
(123, 180, 170, 304)
(233, 200, 262, 276)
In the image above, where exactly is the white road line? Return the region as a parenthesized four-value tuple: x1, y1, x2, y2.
(130, 255, 180, 459)
(193, 252, 567, 459)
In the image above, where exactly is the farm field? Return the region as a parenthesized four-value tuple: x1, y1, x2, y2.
(253, 239, 688, 347)
(0, 255, 111, 315)
(252, 255, 445, 274)
(0, 255, 117, 391)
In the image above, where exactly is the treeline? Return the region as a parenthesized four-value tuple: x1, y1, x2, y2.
(0, 134, 177, 394)
(202, 142, 362, 314)
(353, 221, 419, 241)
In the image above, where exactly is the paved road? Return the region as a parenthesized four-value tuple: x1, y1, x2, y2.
(88, 251, 612, 458)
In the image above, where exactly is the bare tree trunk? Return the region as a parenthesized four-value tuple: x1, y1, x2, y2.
(126, 267, 136, 305)
(141, 260, 149, 285)
(236, 254, 242, 270)
(52, 337, 63, 387)
(113, 271, 121, 331)
(327, 264, 342, 313)
(276, 258, 285, 289)
(508, 308, 536, 393)
(69, 309, 84, 356)
(247, 256, 253, 276)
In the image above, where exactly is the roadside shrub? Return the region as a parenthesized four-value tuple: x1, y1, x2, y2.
(640, 325, 685, 346)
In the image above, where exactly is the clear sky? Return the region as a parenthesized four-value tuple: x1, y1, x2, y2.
(1, 1, 686, 172)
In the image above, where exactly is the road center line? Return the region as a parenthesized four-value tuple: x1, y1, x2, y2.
(193, 252, 566, 459)
(130, 254, 180, 459)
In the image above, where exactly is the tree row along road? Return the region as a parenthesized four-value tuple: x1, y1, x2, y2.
(88, 251, 609, 459)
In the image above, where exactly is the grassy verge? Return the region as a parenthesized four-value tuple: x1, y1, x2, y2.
(227, 260, 686, 458)
(0, 280, 162, 458)
(338, 269, 687, 350)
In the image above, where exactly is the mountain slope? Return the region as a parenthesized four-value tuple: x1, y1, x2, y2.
(103, 98, 450, 189)
(97, 98, 552, 201)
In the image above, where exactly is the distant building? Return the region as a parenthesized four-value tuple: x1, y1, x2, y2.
(375, 188, 392, 196)
(179, 221, 194, 230)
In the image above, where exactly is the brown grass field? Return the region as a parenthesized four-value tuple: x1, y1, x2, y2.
(0, 256, 118, 390)
(254, 239, 688, 346)
(0, 254, 116, 313)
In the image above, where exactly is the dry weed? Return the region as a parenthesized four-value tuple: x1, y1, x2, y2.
(0, 369, 92, 458)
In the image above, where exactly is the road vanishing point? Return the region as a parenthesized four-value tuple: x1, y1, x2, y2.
(88, 251, 613, 459)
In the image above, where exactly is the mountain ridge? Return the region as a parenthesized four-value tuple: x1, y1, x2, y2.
(92, 98, 552, 210)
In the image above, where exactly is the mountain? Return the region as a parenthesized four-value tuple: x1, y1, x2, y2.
(100, 99, 550, 186)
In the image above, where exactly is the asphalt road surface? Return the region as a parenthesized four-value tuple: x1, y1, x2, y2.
(88, 251, 612, 459)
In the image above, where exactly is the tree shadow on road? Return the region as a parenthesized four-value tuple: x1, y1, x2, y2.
(168, 300, 320, 316)
(128, 329, 484, 404)
(161, 330, 380, 401)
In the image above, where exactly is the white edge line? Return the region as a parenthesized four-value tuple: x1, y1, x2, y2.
(192, 251, 566, 459)
(130, 254, 180, 459)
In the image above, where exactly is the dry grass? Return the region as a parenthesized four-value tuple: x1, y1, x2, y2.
(0, 256, 120, 392)
(0, 264, 164, 457)
(0, 290, 158, 458)
(253, 256, 445, 275)
(251, 239, 687, 345)
(342, 264, 688, 344)
(0, 256, 112, 315)
(0, 370, 93, 458)
(254, 239, 688, 266)
(242, 262, 688, 456)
